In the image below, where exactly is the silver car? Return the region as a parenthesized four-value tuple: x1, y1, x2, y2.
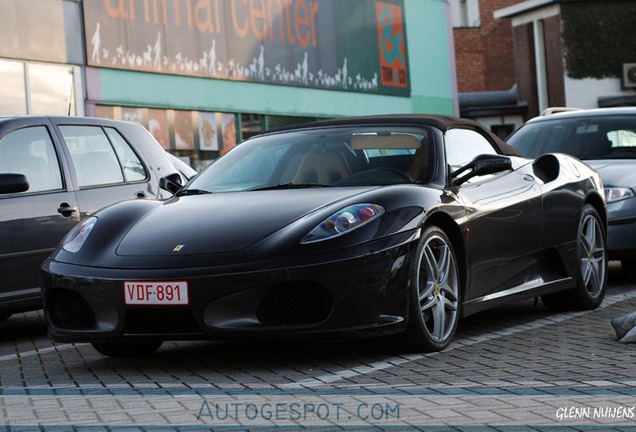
(0, 116, 196, 321)
(507, 107, 636, 279)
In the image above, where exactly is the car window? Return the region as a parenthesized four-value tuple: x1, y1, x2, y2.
(445, 128, 497, 171)
(185, 126, 433, 192)
(507, 115, 636, 160)
(60, 125, 146, 187)
(104, 127, 147, 182)
(0, 126, 63, 193)
(211, 142, 293, 190)
(607, 129, 636, 147)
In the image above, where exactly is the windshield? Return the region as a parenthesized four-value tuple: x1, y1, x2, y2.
(507, 114, 636, 160)
(183, 126, 435, 193)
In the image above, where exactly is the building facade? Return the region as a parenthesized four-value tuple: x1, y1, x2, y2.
(450, 0, 527, 137)
(0, 0, 456, 169)
(495, 0, 636, 119)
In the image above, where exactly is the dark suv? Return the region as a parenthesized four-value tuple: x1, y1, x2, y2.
(0, 116, 195, 320)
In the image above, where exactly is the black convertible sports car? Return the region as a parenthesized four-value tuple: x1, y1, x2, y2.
(42, 115, 608, 357)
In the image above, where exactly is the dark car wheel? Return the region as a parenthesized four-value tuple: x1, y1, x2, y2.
(91, 341, 163, 358)
(542, 204, 607, 311)
(399, 225, 461, 352)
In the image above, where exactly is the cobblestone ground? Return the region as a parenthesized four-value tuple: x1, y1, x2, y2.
(1, 266, 635, 431)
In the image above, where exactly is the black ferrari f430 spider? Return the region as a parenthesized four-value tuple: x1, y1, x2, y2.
(42, 115, 608, 357)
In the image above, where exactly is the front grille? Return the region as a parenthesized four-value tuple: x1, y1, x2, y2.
(123, 308, 200, 334)
(47, 288, 96, 329)
(257, 282, 332, 326)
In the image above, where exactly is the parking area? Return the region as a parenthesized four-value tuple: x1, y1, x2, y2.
(1, 264, 636, 431)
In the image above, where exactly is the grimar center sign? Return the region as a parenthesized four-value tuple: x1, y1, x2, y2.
(84, 0, 410, 96)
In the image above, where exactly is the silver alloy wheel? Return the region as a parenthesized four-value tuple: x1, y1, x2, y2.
(417, 234, 459, 343)
(580, 213, 606, 298)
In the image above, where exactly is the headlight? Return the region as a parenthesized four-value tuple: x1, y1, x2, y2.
(605, 187, 635, 203)
(62, 217, 97, 253)
(301, 204, 384, 244)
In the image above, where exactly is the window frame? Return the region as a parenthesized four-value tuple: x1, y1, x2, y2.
(0, 125, 65, 196)
(58, 124, 149, 189)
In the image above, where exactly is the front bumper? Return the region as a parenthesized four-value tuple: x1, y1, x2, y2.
(607, 198, 636, 260)
(42, 236, 416, 343)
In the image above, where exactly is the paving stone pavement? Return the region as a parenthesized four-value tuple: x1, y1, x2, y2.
(1, 268, 636, 431)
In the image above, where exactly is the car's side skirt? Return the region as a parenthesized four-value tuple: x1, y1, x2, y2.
(461, 277, 575, 317)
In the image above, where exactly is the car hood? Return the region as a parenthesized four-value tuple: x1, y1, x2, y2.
(115, 187, 376, 256)
(585, 160, 636, 187)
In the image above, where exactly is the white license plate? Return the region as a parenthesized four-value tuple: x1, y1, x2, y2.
(124, 281, 189, 305)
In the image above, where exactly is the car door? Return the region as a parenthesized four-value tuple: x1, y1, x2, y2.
(0, 122, 80, 303)
(446, 128, 543, 302)
(54, 123, 153, 218)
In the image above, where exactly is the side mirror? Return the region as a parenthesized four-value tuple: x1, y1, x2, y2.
(451, 154, 512, 186)
(0, 173, 29, 194)
(159, 173, 183, 194)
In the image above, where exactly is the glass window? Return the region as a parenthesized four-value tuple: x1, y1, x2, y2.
(449, 0, 480, 27)
(507, 115, 636, 160)
(0, 126, 63, 193)
(59, 126, 124, 187)
(0, 59, 26, 115)
(240, 113, 264, 141)
(28, 63, 75, 115)
(104, 127, 147, 182)
(608, 129, 636, 147)
(186, 126, 433, 192)
(445, 128, 497, 171)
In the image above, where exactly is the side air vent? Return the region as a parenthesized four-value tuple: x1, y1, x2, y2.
(532, 154, 560, 183)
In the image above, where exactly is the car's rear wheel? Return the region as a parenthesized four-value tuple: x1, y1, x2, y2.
(91, 341, 163, 358)
(542, 204, 607, 311)
(399, 225, 460, 352)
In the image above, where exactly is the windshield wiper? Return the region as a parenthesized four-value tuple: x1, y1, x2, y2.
(248, 183, 331, 192)
(176, 189, 211, 196)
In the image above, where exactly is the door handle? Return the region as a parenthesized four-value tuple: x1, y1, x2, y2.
(57, 203, 78, 217)
(136, 191, 147, 199)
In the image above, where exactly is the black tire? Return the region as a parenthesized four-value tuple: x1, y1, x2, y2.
(542, 204, 607, 311)
(398, 225, 461, 352)
(91, 340, 163, 358)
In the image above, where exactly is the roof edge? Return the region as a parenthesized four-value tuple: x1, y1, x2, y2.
(494, 0, 556, 19)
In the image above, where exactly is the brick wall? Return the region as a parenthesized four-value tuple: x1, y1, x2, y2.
(454, 0, 520, 92)
(514, 23, 538, 118)
(544, 15, 565, 108)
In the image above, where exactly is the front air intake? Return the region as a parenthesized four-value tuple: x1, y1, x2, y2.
(47, 288, 96, 329)
(257, 282, 332, 326)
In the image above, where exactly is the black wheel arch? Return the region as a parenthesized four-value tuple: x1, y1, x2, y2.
(422, 211, 467, 306)
(585, 192, 607, 233)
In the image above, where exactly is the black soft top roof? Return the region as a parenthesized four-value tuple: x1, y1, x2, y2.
(261, 114, 522, 157)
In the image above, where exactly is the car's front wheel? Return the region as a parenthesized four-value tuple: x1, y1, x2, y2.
(400, 225, 461, 352)
(91, 340, 163, 358)
(542, 204, 607, 311)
